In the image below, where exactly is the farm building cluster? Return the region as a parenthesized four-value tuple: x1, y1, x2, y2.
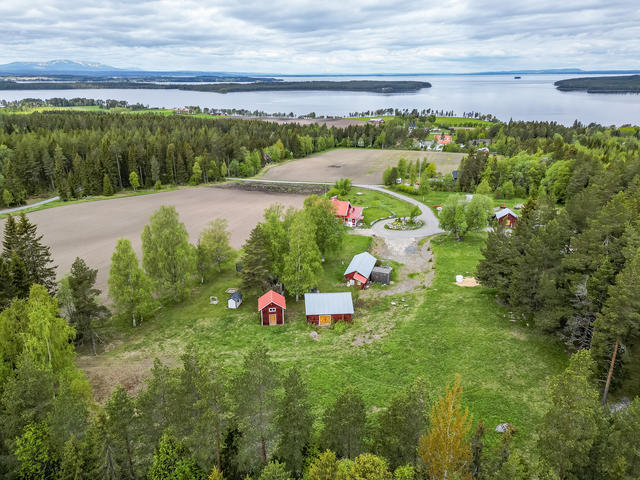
(228, 251, 391, 328)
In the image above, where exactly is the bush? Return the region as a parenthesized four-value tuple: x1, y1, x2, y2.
(154, 180, 162, 190)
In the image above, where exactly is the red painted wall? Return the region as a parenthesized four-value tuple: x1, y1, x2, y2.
(306, 313, 353, 325)
(260, 302, 285, 325)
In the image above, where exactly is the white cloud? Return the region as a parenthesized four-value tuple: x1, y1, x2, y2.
(0, 0, 638, 73)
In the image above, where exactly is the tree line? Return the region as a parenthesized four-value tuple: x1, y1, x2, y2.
(473, 127, 640, 401)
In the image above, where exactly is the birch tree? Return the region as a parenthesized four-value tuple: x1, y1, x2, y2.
(282, 211, 321, 301)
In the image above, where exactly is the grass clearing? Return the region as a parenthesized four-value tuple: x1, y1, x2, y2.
(84, 231, 567, 447)
(343, 189, 414, 225)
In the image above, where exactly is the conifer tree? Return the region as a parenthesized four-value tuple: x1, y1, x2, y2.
(274, 366, 313, 475)
(419, 375, 473, 480)
(64, 257, 108, 355)
(102, 174, 114, 196)
(148, 433, 204, 480)
(2, 213, 57, 294)
(240, 224, 272, 293)
(104, 386, 138, 479)
(592, 247, 640, 404)
(375, 377, 430, 470)
(537, 350, 603, 479)
(141, 206, 196, 301)
(108, 238, 155, 327)
(282, 210, 322, 301)
(321, 386, 367, 459)
(234, 344, 280, 469)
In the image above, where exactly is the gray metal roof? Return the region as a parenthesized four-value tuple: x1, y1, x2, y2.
(229, 291, 243, 301)
(304, 292, 354, 316)
(495, 208, 518, 220)
(344, 252, 377, 278)
(372, 265, 393, 274)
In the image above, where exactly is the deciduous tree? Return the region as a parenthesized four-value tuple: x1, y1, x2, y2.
(108, 238, 155, 327)
(419, 375, 473, 480)
(196, 218, 233, 283)
(141, 206, 196, 301)
(282, 211, 322, 301)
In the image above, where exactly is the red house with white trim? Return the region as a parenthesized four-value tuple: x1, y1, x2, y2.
(494, 208, 519, 228)
(331, 197, 364, 228)
(258, 290, 286, 326)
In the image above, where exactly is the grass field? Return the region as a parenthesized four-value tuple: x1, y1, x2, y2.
(388, 186, 527, 213)
(349, 115, 493, 127)
(81, 231, 567, 447)
(343, 189, 414, 225)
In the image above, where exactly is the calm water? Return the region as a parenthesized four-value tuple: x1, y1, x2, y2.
(2, 74, 639, 126)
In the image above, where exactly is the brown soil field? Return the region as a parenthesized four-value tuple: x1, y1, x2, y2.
(0, 186, 306, 295)
(260, 148, 465, 184)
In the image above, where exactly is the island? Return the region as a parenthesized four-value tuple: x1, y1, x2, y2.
(0, 79, 431, 94)
(554, 75, 640, 93)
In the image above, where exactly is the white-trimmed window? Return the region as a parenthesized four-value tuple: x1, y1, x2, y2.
(269, 307, 276, 312)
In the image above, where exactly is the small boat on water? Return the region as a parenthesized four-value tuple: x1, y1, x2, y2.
(514, 76, 522, 79)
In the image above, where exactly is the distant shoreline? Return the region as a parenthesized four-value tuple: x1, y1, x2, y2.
(0, 80, 431, 94)
(555, 75, 640, 93)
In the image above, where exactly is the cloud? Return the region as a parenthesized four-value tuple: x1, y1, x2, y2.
(0, 0, 638, 73)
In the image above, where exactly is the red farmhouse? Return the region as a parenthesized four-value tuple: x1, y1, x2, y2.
(258, 290, 286, 326)
(436, 134, 453, 145)
(494, 208, 519, 227)
(331, 197, 364, 228)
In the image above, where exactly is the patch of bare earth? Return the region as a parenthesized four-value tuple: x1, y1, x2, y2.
(260, 148, 464, 185)
(366, 236, 434, 297)
(0, 186, 306, 295)
(456, 276, 479, 287)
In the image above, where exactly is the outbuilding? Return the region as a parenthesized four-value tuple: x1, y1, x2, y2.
(258, 290, 286, 326)
(494, 208, 519, 227)
(227, 291, 243, 309)
(344, 252, 377, 288)
(331, 197, 364, 228)
(371, 266, 393, 285)
(304, 292, 354, 326)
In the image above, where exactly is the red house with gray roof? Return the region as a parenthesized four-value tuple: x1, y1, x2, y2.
(331, 197, 364, 228)
(258, 290, 286, 326)
(344, 251, 377, 288)
(305, 292, 354, 326)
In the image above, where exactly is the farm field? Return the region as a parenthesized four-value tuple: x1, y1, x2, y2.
(260, 148, 464, 184)
(82, 231, 567, 446)
(0, 186, 306, 294)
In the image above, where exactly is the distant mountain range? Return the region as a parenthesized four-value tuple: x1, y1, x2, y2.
(0, 60, 126, 74)
(0, 60, 639, 77)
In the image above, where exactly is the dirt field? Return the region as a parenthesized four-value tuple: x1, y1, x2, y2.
(0, 186, 306, 295)
(260, 148, 465, 184)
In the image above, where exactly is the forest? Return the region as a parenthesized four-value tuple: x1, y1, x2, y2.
(0, 80, 431, 94)
(1, 110, 640, 479)
(554, 75, 640, 93)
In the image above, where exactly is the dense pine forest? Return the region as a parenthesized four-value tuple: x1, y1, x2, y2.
(1, 110, 640, 479)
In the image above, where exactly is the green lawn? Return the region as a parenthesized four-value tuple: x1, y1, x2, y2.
(94, 231, 566, 446)
(342, 189, 414, 225)
(435, 116, 494, 127)
(387, 186, 526, 213)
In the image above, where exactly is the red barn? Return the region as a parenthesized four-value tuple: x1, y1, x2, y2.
(258, 290, 286, 326)
(304, 292, 354, 326)
(330, 197, 364, 228)
(494, 208, 519, 227)
(344, 252, 377, 289)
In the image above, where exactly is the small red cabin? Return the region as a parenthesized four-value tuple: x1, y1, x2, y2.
(494, 208, 519, 228)
(258, 290, 286, 326)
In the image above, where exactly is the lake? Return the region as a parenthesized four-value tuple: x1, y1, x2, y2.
(2, 74, 639, 126)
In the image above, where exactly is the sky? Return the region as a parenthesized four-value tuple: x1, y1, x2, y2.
(0, 0, 639, 74)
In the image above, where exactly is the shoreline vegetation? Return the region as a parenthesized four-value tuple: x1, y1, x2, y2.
(555, 74, 640, 93)
(0, 79, 431, 93)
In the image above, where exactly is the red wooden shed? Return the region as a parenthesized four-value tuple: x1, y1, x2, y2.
(258, 290, 286, 326)
(304, 292, 354, 326)
(494, 208, 519, 227)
